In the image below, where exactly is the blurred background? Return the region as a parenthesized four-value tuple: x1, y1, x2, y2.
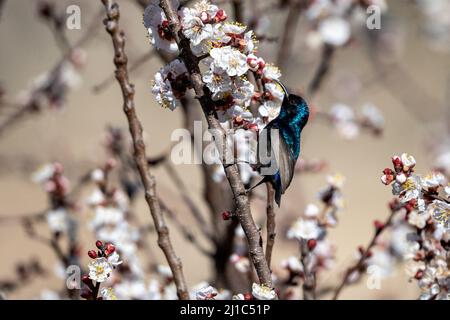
(0, 0, 449, 299)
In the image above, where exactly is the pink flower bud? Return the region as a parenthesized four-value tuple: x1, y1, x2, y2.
(88, 250, 97, 259)
(222, 211, 233, 221)
(105, 243, 116, 256)
(374, 220, 384, 234)
(53, 162, 64, 175)
(106, 158, 117, 170)
(258, 59, 266, 69)
(200, 11, 209, 23)
(391, 156, 402, 170)
(95, 240, 103, 249)
(247, 56, 258, 69)
(81, 274, 91, 285)
(307, 239, 317, 251)
(380, 174, 394, 185)
(80, 287, 93, 300)
(214, 9, 227, 22)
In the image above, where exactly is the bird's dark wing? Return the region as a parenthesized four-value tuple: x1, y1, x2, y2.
(273, 133, 296, 200)
(258, 122, 296, 206)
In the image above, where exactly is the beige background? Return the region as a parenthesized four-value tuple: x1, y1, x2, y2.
(0, 0, 449, 299)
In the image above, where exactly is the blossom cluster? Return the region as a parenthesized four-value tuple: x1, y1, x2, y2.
(18, 49, 85, 110)
(81, 241, 121, 300)
(303, 0, 387, 50)
(146, 0, 284, 128)
(328, 103, 384, 139)
(145, 0, 289, 184)
(32, 162, 73, 235)
(381, 153, 450, 299)
(277, 174, 343, 298)
(416, 0, 450, 52)
(86, 161, 153, 299)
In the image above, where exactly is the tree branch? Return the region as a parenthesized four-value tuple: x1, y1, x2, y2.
(276, 0, 303, 68)
(300, 239, 316, 300)
(159, 0, 273, 288)
(100, 0, 189, 300)
(265, 182, 276, 269)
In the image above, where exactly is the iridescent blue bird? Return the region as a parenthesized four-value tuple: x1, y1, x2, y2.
(250, 81, 309, 207)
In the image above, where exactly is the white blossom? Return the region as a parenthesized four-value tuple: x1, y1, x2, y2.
(327, 173, 346, 189)
(32, 164, 55, 183)
(421, 173, 445, 189)
(90, 169, 104, 183)
(232, 79, 254, 107)
(262, 64, 281, 81)
(251, 283, 276, 300)
(401, 153, 416, 170)
(210, 46, 249, 76)
(89, 206, 125, 229)
(195, 285, 218, 300)
(100, 287, 117, 300)
(143, 0, 179, 53)
(318, 17, 351, 46)
(230, 254, 250, 273)
(281, 256, 303, 273)
(258, 100, 282, 121)
(115, 280, 150, 300)
(107, 251, 123, 267)
(304, 204, 320, 218)
(361, 103, 384, 130)
(367, 249, 395, 278)
(408, 210, 430, 229)
(182, 13, 214, 46)
(46, 209, 68, 233)
(202, 64, 232, 99)
(152, 71, 180, 110)
(88, 257, 113, 282)
(265, 82, 285, 101)
(152, 59, 188, 110)
(287, 218, 321, 240)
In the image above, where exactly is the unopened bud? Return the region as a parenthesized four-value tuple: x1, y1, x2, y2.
(95, 240, 103, 249)
(88, 250, 97, 259)
(307, 239, 317, 251)
(374, 220, 384, 234)
(105, 243, 116, 256)
(222, 211, 233, 221)
(243, 293, 253, 300)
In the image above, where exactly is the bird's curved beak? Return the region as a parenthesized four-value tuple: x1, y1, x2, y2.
(273, 79, 289, 96)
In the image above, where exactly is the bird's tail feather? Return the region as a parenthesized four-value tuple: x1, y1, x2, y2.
(275, 186, 282, 207)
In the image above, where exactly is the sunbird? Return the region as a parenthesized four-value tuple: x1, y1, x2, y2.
(250, 80, 309, 207)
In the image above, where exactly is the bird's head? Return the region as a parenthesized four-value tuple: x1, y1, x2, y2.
(274, 80, 309, 129)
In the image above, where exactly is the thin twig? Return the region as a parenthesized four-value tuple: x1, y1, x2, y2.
(332, 208, 397, 300)
(231, 0, 244, 24)
(265, 182, 276, 269)
(276, 0, 303, 68)
(0, 0, 5, 20)
(100, 0, 189, 300)
(93, 51, 155, 93)
(307, 44, 335, 96)
(300, 239, 316, 300)
(160, 0, 273, 288)
(159, 198, 214, 257)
